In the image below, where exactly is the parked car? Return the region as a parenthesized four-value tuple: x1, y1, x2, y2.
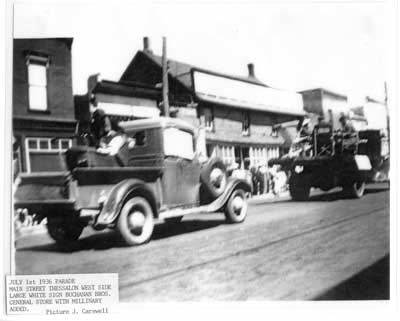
(14, 118, 251, 247)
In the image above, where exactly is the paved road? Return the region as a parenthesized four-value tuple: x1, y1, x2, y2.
(15, 184, 390, 301)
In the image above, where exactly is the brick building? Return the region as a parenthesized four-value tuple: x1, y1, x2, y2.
(13, 38, 77, 173)
(119, 38, 304, 169)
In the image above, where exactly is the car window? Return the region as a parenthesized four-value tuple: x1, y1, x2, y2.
(127, 130, 146, 149)
(163, 128, 194, 160)
(133, 130, 146, 146)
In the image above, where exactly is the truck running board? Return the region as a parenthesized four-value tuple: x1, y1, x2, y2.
(158, 204, 214, 220)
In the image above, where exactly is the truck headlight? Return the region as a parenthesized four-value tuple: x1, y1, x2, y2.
(294, 165, 304, 173)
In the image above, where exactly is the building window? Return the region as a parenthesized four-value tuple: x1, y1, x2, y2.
(204, 107, 214, 131)
(250, 147, 267, 167)
(27, 55, 49, 111)
(267, 147, 279, 160)
(25, 137, 72, 172)
(271, 126, 279, 138)
(215, 145, 235, 166)
(242, 111, 250, 136)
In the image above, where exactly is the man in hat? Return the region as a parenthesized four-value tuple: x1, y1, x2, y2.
(338, 113, 358, 154)
(91, 108, 129, 156)
(298, 117, 312, 138)
(339, 113, 356, 136)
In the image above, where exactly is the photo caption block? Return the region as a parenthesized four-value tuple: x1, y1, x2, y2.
(6, 273, 118, 315)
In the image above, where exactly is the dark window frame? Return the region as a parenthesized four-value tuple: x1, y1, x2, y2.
(26, 53, 50, 113)
(242, 110, 250, 136)
(204, 107, 215, 132)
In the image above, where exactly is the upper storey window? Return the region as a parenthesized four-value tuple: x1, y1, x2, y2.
(26, 54, 49, 111)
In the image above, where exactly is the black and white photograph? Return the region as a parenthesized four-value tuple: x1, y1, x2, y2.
(2, 0, 399, 317)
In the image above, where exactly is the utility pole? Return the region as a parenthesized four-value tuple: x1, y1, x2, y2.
(162, 37, 170, 117)
(384, 81, 389, 143)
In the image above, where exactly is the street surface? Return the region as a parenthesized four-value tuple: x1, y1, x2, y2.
(15, 183, 389, 301)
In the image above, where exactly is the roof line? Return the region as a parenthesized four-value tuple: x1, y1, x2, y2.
(299, 87, 347, 100)
(191, 67, 268, 88)
(141, 50, 268, 88)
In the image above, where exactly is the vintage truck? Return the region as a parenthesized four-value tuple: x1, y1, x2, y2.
(14, 118, 251, 246)
(269, 122, 389, 201)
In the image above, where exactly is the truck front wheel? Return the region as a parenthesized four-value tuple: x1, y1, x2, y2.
(343, 180, 365, 199)
(224, 189, 248, 223)
(117, 196, 154, 246)
(47, 215, 84, 246)
(201, 158, 227, 199)
(289, 175, 310, 201)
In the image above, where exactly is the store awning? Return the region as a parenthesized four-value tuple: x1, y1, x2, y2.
(193, 71, 304, 117)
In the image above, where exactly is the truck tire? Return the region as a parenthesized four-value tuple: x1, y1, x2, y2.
(47, 215, 84, 246)
(117, 196, 154, 246)
(289, 174, 310, 201)
(224, 189, 248, 223)
(200, 158, 227, 199)
(343, 180, 365, 199)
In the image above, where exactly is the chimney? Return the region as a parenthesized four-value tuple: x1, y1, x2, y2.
(143, 37, 152, 54)
(247, 63, 255, 78)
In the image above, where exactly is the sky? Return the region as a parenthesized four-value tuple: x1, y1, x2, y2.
(13, 0, 388, 106)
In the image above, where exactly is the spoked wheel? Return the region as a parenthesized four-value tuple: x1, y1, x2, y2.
(343, 180, 365, 199)
(117, 196, 154, 246)
(200, 158, 227, 199)
(224, 189, 248, 223)
(47, 215, 84, 247)
(209, 167, 227, 194)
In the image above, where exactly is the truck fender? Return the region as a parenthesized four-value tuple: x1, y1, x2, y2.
(207, 178, 252, 213)
(94, 179, 157, 228)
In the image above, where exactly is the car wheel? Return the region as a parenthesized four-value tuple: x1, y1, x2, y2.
(201, 158, 227, 199)
(47, 215, 84, 246)
(343, 180, 365, 199)
(289, 174, 310, 201)
(117, 196, 154, 246)
(224, 189, 248, 223)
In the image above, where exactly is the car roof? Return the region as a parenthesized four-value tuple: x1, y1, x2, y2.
(119, 117, 195, 133)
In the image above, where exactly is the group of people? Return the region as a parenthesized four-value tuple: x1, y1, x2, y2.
(297, 113, 356, 139)
(293, 112, 358, 156)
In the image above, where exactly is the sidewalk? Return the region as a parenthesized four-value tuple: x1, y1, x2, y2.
(249, 191, 290, 204)
(14, 221, 47, 240)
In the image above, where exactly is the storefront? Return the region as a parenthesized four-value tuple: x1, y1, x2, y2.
(207, 143, 280, 169)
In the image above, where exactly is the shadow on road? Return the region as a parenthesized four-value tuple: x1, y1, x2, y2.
(252, 185, 389, 206)
(314, 255, 389, 300)
(308, 185, 389, 202)
(17, 218, 226, 253)
(364, 187, 390, 195)
(152, 218, 225, 241)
